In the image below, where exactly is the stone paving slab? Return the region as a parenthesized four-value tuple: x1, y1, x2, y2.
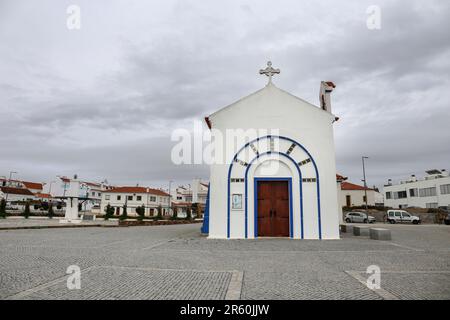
(7, 266, 236, 300)
(346, 270, 450, 300)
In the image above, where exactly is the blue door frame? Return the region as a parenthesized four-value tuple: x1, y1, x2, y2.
(254, 177, 293, 238)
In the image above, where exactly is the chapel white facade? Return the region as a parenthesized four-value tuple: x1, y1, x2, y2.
(205, 62, 340, 239)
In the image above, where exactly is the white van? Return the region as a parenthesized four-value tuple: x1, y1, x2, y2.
(386, 210, 421, 224)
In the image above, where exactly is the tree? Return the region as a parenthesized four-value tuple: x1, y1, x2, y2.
(191, 203, 201, 219)
(104, 204, 114, 220)
(120, 203, 128, 220)
(0, 199, 6, 219)
(48, 202, 54, 219)
(23, 202, 31, 219)
(170, 204, 178, 220)
(156, 205, 163, 220)
(136, 205, 145, 221)
(186, 206, 192, 221)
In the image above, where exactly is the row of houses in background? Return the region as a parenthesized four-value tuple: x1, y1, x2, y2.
(383, 169, 450, 209)
(0, 176, 209, 218)
(2, 170, 449, 214)
(335, 169, 450, 210)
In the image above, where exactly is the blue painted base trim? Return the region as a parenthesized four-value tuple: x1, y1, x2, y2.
(201, 184, 210, 234)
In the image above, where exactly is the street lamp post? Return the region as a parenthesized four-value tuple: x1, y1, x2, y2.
(362, 156, 369, 210)
(48, 180, 56, 210)
(168, 180, 173, 216)
(5, 171, 18, 204)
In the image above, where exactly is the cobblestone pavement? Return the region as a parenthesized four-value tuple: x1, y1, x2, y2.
(0, 223, 449, 300)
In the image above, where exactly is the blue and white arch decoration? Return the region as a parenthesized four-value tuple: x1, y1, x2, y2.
(227, 135, 322, 239)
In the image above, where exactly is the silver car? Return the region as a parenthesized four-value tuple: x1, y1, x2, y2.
(345, 212, 376, 224)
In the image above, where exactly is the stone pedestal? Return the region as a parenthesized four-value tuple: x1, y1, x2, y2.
(370, 228, 392, 241)
(60, 177, 81, 224)
(340, 224, 353, 233)
(353, 226, 369, 236)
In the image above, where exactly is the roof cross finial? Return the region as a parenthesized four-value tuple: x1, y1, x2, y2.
(259, 61, 280, 85)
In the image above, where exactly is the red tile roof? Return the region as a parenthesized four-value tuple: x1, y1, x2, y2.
(0, 179, 43, 190)
(106, 186, 169, 196)
(341, 182, 373, 191)
(21, 181, 43, 190)
(0, 187, 35, 196)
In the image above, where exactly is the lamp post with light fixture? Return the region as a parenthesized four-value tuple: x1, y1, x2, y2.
(362, 156, 369, 211)
(5, 171, 18, 204)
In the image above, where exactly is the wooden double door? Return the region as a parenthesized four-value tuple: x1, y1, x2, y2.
(256, 180, 290, 237)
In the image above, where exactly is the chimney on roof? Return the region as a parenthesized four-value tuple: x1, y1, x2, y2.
(320, 81, 336, 113)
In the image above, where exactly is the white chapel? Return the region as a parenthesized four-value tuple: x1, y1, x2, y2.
(204, 62, 340, 240)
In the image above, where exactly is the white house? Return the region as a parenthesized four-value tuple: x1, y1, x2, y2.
(383, 169, 450, 209)
(0, 179, 43, 194)
(100, 186, 171, 217)
(172, 179, 209, 204)
(171, 179, 209, 217)
(0, 187, 36, 202)
(339, 181, 383, 208)
(205, 62, 340, 240)
(54, 176, 113, 211)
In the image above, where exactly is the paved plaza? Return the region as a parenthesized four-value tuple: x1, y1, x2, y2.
(0, 223, 449, 300)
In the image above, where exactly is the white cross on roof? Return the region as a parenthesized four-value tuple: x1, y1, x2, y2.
(259, 61, 280, 84)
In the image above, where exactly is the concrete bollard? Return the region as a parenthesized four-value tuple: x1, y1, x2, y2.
(370, 228, 392, 241)
(353, 226, 370, 236)
(340, 224, 353, 234)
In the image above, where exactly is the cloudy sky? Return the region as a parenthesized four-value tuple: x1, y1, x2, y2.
(0, 0, 449, 191)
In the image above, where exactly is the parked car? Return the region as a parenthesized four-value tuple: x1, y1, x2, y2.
(345, 212, 376, 224)
(444, 213, 450, 225)
(386, 210, 421, 224)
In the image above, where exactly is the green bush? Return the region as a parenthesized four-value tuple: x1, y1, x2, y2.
(136, 205, 145, 221)
(186, 207, 192, 220)
(156, 205, 163, 220)
(23, 202, 31, 219)
(119, 204, 128, 221)
(48, 203, 54, 219)
(104, 204, 115, 220)
(0, 199, 6, 218)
